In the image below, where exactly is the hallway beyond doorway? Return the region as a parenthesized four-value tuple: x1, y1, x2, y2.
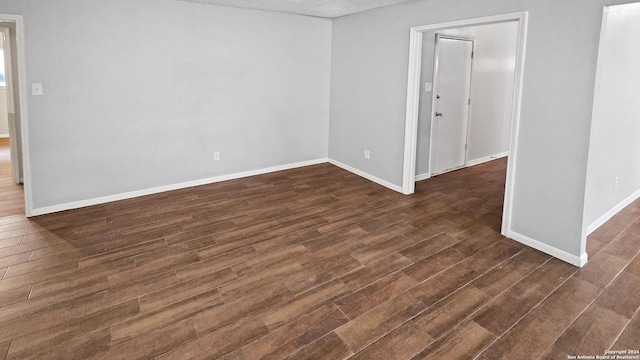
(0, 137, 23, 217)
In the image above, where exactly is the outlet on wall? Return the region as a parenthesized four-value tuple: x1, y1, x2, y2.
(32, 83, 44, 96)
(364, 150, 371, 160)
(615, 176, 619, 189)
(214, 152, 220, 162)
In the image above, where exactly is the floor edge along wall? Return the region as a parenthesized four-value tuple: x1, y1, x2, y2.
(31, 158, 330, 216)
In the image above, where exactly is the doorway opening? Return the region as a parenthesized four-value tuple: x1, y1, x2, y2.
(402, 12, 528, 237)
(420, 21, 518, 181)
(428, 35, 475, 177)
(0, 14, 31, 218)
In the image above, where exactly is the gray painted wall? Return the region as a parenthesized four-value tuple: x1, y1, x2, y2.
(0, 0, 332, 209)
(329, 0, 636, 259)
(0, 0, 635, 262)
(416, 33, 436, 177)
(584, 2, 640, 230)
(416, 22, 518, 177)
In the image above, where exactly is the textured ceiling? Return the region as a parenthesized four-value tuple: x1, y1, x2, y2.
(178, 0, 415, 18)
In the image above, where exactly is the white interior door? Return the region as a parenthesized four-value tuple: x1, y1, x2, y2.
(430, 36, 473, 175)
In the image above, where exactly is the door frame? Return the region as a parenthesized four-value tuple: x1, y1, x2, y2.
(428, 34, 475, 177)
(1, 27, 19, 183)
(402, 11, 528, 237)
(0, 14, 33, 216)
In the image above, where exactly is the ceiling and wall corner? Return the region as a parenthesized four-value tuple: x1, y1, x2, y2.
(176, 0, 416, 18)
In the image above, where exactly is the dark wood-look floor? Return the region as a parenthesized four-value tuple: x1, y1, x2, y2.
(0, 155, 638, 359)
(0, 138, 24, 218)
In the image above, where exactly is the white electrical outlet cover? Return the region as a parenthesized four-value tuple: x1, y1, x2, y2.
(32, 83, 44, 96)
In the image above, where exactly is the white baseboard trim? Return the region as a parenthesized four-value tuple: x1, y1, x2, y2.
(467, 151, 509, 167)
(328, 159, 403, 194)
(414, 152, 508, 182)
(587, 188, 640, 235)
(506, 230, 588, 267)
(0, 134, 9, 139)
(31, 158, 329, 216)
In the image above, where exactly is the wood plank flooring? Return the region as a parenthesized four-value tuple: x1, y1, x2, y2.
(0, 151, 639, 359)
(0, 138, 24, 218)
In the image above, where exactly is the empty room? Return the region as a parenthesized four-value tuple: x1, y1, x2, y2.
(0, 0, 639, 359)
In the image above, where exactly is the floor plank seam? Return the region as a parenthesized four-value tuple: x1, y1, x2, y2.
(0, 157, 637, 359)
(607, 305, 640, 353)
(339, 245, 530, 359)
(535, 288, 609, 360)
(411, 249, 551, 355)
(472, 261, 578, 359)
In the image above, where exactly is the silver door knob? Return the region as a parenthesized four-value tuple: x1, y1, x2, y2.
(435, 112, 443, 117)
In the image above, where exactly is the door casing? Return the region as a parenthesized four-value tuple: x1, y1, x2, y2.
(1, 27, 21, 184)
(402, 12, 528, 239)
(0, 14, 33, 216)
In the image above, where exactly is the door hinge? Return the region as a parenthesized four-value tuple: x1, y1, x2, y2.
(465, 144, 468, 150)
(468, 98, 471, 105)
(471, 51, 474, 59)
